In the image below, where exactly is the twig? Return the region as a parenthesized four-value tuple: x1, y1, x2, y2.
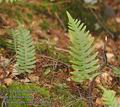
(40, 54, 71, 68)
(99, 36, 108, 70)
(89, 9, 115, 39)
(1, 94, 7, 107)
(54, 12, 67, 31)
(55, 47, 69, 53)
(87, 81, 94, 107)
(50, 0, 71, 5)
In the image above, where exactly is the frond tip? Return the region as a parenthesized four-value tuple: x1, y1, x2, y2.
(67, 11, 99, 83)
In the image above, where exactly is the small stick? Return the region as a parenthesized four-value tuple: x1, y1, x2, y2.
(40, 54, 71, 68)
(90, 9, 115, 39)
(55, 12, 67, 31)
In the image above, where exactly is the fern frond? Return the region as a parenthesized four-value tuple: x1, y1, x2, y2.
(4, 29, 19, 53)
(67, 11, 99, 83)
(100, 86, 119, 107)
(12, 26, 36, 73)
(113, 67, 120, 77)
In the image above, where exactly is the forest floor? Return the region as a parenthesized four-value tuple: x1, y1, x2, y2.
(0, 0, 120, 107)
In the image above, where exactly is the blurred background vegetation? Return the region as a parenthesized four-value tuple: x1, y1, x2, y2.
(0, 0, 119, 32)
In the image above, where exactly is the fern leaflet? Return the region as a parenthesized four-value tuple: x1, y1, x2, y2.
(113, 67, 120, 77)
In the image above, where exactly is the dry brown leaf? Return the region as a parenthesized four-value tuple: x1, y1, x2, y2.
(96, 97, 103, 106)
(3, 78, 13, 86)
(28, 74, 39, 83)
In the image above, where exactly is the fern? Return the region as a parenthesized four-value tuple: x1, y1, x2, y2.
(11, 25, 36, 73)
(67, 11, 99, 83)
(113, 67, 120, 77)
(5, 28, 23, 52)
(100, 86, 119, 107)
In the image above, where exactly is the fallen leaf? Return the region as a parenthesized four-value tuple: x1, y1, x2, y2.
(3, 78, 13, 86)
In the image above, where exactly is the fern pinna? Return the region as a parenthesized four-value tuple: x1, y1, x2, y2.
(12, 26, 36, 74)
(67, 12, 99, 83)
(113, 67, 120, 78)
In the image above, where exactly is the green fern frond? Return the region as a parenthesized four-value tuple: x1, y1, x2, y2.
(0, 0, 21, 3)
(4, 29, 19, 53)
(100, 86, 119, 107)
(12, 26, 36, 73)
(67, 11, 99, 83)
(113, 67, 120, 77)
